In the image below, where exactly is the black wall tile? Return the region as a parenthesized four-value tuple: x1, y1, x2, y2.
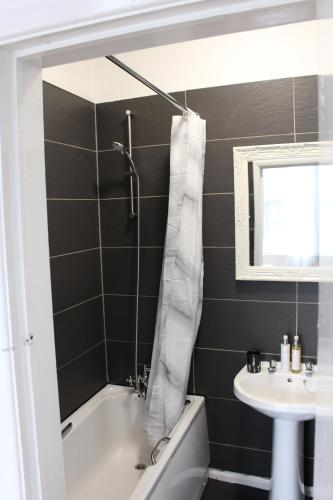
(195, 349, 244, 399)
(296, 132, 319, 143)
(50, 249, 102, 312)
(54, 297, 104, 368)
(187, 79, 293, 140)
(133, 146, 170, 196)
(203, 194, 234, 247)
(45, 142, 97, 199)
(103, 247, 163, 296)
(206, 397, 272, 451)
(298, 283, 319, 303)
(297, 304, 318, 357)
(57, 343, 106, 421)
(98, 150, 129, 198)
(141, 197, 168, 247)
(138, 342, 153, 366)
(101, 197, 168, 247)
(102, 248, 136, 295)
(99, 146, 170, 199)
(204, 134, 294, 194)
(294, 76, 318, 133)
(100, 199, 137, 247)
(197, 299, 296, 354)
(209, 443, 271, 478)
(47, 201, 99, 256)
(104, 295, 157, 343)
(202, 480, 268, 500)
(96, 92, 185, 149)
(139, 248, 164, 296)
(104, 295, 135, 341)
(204, 247, 296, 301)
(43, 82, 96, 149)
(107, 340, 134, 385)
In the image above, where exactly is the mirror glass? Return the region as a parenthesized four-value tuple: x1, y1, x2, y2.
(234, 142, 333, 281)
(249, 162, 333, 268)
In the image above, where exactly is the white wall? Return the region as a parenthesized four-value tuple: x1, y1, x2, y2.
(42, 20, 318, 103)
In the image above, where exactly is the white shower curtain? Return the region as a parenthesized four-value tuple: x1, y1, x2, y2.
(145, 111, 206, 445)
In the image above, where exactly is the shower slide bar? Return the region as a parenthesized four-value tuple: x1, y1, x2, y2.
(105, 55, 189, 115)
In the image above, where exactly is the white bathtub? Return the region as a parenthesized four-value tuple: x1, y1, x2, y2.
(62, 385, 210, 500)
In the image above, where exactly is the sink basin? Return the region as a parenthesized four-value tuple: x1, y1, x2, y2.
(234, 362, 317, 500)
(234, 362, 317, 420)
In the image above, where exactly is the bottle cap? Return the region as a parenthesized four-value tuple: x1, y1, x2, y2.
(283, 335, 288, 344)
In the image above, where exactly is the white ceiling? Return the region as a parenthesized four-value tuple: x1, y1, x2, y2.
(43, 20, 318, 104)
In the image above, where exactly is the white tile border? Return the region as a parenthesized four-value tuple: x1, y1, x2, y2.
(208, 467, 314, 497)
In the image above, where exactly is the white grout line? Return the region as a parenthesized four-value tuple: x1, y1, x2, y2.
(97, 132, 302, 153)
(208, 468, 314, 498)
(98, 143, 170, 152)
(104, 293, 158, 299)
(57, 339, 105, 371)
(44, 139, 96, 152)
(47, 198, 98, 201)
(195, 346, 246, 354)
(102, 246, 235, 250)
(53, 294, 102, 316)
(209, 441, 271, 454)
(203, 192, 234, 196)
(203, 297, 297, 304)
(50, 247, 99, 259)
(206, 133, 295, 143)
(100, 193, 233, 200)
(94, 103, 109, 384)
(102, 246, 164, 249)
(102, 293, 296, 304)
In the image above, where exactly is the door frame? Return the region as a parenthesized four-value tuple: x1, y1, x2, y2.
(0, 2, 319, 499)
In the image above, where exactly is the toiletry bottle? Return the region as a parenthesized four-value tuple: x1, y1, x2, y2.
(291, 335, 301, 373)
(280, 335, 290, 372)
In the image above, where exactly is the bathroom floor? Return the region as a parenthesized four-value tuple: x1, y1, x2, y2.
(201, 480, 313, 500)
(201, 480, 268, 499)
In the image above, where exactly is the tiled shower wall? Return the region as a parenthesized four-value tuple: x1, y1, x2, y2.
(44, 76, 318, 483)
(96, 76, 318, 484)
(43, 82, 107, 421)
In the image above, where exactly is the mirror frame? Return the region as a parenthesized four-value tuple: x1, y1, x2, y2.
(233, 141, 331, 282)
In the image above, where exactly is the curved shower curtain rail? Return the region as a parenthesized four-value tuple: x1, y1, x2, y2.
(105, 55, 189, 115)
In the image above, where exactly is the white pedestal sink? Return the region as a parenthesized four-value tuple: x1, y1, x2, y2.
(234, 362, 317, 500)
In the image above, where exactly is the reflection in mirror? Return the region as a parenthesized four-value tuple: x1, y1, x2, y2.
(248, 163, 333, 267)
(234, 141, 333, 281)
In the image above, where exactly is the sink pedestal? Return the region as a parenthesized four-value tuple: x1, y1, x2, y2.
(269, 419, 304, 500)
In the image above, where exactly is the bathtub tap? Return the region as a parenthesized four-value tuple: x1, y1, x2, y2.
(127, 364, 151, 399)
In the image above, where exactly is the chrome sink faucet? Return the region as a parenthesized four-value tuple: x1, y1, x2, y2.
(305, 361, 314, 377)
(268, 359, 277, 373)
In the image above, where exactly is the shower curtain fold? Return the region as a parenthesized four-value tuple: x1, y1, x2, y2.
(145, 111, 206, 445)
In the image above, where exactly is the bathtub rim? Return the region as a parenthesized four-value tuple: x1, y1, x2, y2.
(61, 384, 205, 446)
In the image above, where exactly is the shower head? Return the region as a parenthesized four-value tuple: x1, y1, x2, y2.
(111, 140, 138, 178)
(112, 141, 125, 154)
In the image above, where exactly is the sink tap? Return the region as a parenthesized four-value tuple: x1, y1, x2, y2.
(305, 361, 314, 377)
(268, 359, 277, 373)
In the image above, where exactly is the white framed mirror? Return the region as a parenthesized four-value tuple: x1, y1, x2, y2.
(233, 141, 333, 281)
